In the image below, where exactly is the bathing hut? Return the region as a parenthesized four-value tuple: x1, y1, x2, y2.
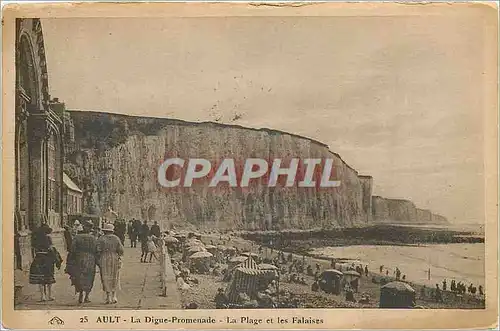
(379, 281, 416, 308)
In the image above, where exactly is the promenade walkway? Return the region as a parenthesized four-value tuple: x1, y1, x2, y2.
(15, 246, 181, 310)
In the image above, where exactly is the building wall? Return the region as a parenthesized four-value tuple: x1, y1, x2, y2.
(65, 189, 83, 215)
(15, 18, 65, 271)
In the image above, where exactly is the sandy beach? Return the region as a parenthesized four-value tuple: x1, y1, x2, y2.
(310, 243, 485, 288)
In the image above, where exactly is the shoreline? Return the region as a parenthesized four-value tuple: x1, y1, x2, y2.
(181, 231, 485, 309)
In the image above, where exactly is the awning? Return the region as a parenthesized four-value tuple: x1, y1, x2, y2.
(63, 173, 82, 193)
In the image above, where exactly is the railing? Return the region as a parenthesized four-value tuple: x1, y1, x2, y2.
(158, 238, 168, 297)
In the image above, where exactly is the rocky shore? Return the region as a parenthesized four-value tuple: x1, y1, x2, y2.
(239, 225, 484, 255)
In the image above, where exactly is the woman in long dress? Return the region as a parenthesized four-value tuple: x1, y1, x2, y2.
(29, 224, 62, 301)
(96, 223, 124, 304)
(66, 221, 97, 304)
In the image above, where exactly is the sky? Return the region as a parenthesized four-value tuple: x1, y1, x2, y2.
(41, 15, 487, 224)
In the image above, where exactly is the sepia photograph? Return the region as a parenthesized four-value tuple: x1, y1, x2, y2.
(2, 2, 498, 330)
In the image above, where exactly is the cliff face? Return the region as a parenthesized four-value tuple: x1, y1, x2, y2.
(372, 196, 448, 225)
(64, 111, 447, 230)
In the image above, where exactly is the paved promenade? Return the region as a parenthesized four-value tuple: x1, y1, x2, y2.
(15, 246, 181, 310)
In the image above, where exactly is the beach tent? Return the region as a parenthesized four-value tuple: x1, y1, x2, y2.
(343, 270, 361, 282)
(379, 281, 416, 308)
(319, 269, 344, 295)
(225, 256, 249, 277)
(225, 257, 275, 303)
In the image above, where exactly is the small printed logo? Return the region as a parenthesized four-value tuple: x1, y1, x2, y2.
(48, 316, 64, 326)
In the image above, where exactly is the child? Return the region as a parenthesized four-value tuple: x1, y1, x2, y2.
(146, 235, 158, 263)
(29, 225, 63, 301)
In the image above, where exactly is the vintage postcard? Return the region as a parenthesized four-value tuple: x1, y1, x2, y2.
(1, 2, 498, 330)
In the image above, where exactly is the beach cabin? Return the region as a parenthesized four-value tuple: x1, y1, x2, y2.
(379, 281, 416, 308)
(319, 269, 343, 295)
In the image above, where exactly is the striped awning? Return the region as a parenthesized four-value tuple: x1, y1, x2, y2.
(241, 256, 258, 269)
(225, 256, 274, 303)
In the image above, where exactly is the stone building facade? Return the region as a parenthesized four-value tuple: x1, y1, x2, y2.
(63, 173, 83, 216)
(14, 18, 65, 270)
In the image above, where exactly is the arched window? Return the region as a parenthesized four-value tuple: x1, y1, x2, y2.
(18, 36, 37, 104)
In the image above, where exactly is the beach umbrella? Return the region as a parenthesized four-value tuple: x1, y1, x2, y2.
(187, 239, 203, 246)
(187, 246, 205, 254)
(258, 263, 278, 270)
(229, 256, 248, 264)
(186, 240, 204, 246)
(187, 245, 206, 253)
(164, 236, 179, 243)
(241, 252, 259, 258)
(189, 251, 213, 259)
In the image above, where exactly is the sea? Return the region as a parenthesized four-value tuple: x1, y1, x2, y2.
(310, 223, 486, 288)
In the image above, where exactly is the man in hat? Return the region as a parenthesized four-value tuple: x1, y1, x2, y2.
(72, 220, 83, 237)
(139, 220, 150, 262)
(150, 221, 161, 238)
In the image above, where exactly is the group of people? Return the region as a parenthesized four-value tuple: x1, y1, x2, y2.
(379, 265, 406, 281)
(439, 279, 483, 296)
(30, 220, 124, 304)
(126, 219, 161, 263)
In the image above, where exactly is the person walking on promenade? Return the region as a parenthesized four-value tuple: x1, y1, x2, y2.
(150, 221, 161, 238)
(127, 220, 138, 248)
(72, 220, 83, 237)
(96, 223, 124, 304)
(63, 225, 73, 253)
(140, 220, 150, 263)
(114, 220, 126, 246)
(29, 223, 63, 302)
(66, 221, 98, 304)
(146, 234, 158, 263)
